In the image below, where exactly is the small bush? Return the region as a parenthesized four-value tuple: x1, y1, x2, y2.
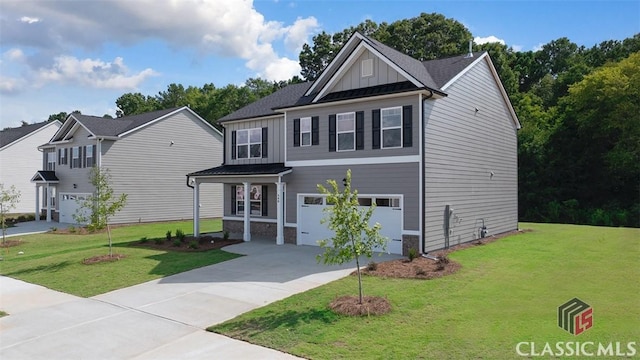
(50, 227, 58, 232)
(436, 255, 450, 271)
(415, 266, 426, 276)
(223, 230, 229, 240)
(172, 239, 182, 247)
(407, 248, 418, 262)
(139, 237, 148, 243)
(176, 229, 185, 242)
(68, 226, 76, 233)
(166, 230, 172, 241)
(188, 240, 199, 249)
(367, 261, 378, 271)
(154, 238, 164, 245)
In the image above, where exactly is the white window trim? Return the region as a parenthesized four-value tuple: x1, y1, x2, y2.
(336, 112, 356, 152)
(236, 128, 262, 159)
(72, 146, 80, 168)
(300, 117, 312, 147)
(47, 152, 56, 170)
(59, 148, 66, 164)
(85, 145, 93, 167)
(381, 106, 403, 149)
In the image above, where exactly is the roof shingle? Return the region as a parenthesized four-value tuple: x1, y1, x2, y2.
(0, 121, 52, 148)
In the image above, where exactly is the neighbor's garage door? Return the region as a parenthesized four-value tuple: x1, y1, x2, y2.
(297, 194, 403, 254)
(59, 193, 91, 224)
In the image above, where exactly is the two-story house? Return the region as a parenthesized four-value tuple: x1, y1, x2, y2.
(31, 107, 223, 224)
(1, 120, 62, 214)
(187, 32, 520, 255)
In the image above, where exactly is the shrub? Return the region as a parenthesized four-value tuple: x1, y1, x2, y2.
(176, 229, 185, 242)
(68, 225, 76, 233)
(50, 227, 58, 232)
(367, 261, 378, 271)
(188, 240, 199, 249)
(223, 230, 229, 240)
(415, 266, 426, 276)
(139, 237, 148, 243)
(166, 230, 172, 241)
(407, 248, 418, 262)
(436, 255, 450, 271)
(154, 238, 164, 245)
(172, 239, 182, 247)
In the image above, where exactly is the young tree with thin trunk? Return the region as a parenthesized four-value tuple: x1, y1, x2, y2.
(0, 183, 21, 244)
(316, 169, 387, 304)
(74, 167, 127, 256)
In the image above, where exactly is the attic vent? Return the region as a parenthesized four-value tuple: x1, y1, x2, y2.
(361, 58, 373, 77)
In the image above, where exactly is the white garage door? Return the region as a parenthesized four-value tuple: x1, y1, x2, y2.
(59, 193, 91, 224)
(297, 194, 403, 254)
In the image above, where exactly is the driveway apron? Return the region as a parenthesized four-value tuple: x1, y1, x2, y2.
(1, 240, 400, 359)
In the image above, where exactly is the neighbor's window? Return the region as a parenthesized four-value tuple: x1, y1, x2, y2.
(300, 117, 311, 146)
(381, 107, 402, 148)
(337, 112, 355, 151)
(72, 146, 80, 168)
(237, 128, 262, 158)
(85, 145, 94, 167)
(236, 185, 262, 216)
(47, 152, 56, 171)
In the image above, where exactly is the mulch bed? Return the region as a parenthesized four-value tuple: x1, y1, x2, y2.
(361, 255, 461, 279)
(83, 254, 127, 265)
(330, 295, 392, 316)
(132, 235, 243, 252)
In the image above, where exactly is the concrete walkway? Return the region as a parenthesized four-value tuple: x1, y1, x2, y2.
(0, 240, 401, 359)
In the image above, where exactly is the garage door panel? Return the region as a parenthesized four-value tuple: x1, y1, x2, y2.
(60, 193, 91, 224)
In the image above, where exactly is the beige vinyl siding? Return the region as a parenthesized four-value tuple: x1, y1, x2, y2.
(225, 116, 284, 164)
(423, 57, 518, 252)
(102, 111, 223, 223)
(0, 122, 60, 213)
(286, 94, 420, 161)
(328, 49, 407, 93)
(283, 163, 420, 231)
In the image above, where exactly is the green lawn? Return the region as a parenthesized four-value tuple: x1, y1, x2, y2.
(0, 219, 242, 297)
(210, 223, 640, 359)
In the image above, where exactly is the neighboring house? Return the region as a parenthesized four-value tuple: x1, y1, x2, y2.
(187, 32, 520, 255)
(31, 107, 223, 224)
(0, 121, 62, 214)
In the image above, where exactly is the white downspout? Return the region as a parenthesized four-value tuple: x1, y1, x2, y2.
(193, 180, 200, 237)
(276, 177, 284, 245)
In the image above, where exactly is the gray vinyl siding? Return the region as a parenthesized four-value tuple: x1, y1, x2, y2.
(224, 116, 285, 164)
(328, 49, 407, 93)
(283, 163, 420, 230)
(286, 94, 420, 161)
(223, 183, 277, 220)
(102, 111, 223, 223)
(423, 57, 518, 252)
(51, 126, 98, 204)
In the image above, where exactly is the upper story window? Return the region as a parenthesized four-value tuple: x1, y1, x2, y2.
(46, 152, 56, 171)
(381, 107, 402, 149)
(85, 145, 94, 167)
(300, 117, 311, 146)
(231, 128, 268, 160)
(71, 146, 81, 168)
(293, 117, 319, 147)
(337, 112, 355, 151)
(58, 148, 67, 165)
(237, 128, 262, 159)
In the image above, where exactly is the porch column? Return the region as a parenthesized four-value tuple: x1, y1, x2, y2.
(46, 183, 51, 222)
(35, 185, 40, 222)
(276, 180, 284, 245)
(243, 182, 251, 242)
(193, 181, 200, 237)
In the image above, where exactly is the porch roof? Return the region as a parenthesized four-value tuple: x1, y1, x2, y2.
(188, 163, 292, 178)
(30, 170, 59, 183)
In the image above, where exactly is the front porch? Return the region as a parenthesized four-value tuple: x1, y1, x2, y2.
(30, 170, 59, 223)
(187, 163, 292, 246)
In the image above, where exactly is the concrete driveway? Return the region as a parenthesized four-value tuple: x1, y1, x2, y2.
(0, 240, 400, 359)
(2, 221, 72, 238)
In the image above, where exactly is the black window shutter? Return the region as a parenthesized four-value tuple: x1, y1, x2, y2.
(262, 185, 268, 216)
(293, 119, 300, 147)
(57, 149, 61, 165)
(403, 105, 413, 148)
(312, 116, 319, 145)
(328, 114, 336, 152)
(231, 130, 237, 159)
(356, 111, 364, 150)
(70, 147, 73, 169)
(372, 109, 381, 149)
(81, 146, 85, 168)
(92, 145, 97, 166)
(262, 127, 268, 158)
(64, 148, 67, 165)
(231, 185, 237, 215)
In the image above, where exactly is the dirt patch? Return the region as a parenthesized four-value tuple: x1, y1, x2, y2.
(330, 295, 392, 316)
(83, 253, 127, 265)
(0, 239, 24, 248)
(132, 235, 243, 252)
(361, 255, 461, 279)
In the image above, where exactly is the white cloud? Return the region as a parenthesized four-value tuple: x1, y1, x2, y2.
(19, 16, 40, 24)
(511, 45, 523, 52)
(0, 76, 25, 94)
(0, 0, 318, 81)
(474, 35, 506, 45)
(4, 48, 25, 62)
(34, 56, 157, 89)
(533, 43, 545, 51)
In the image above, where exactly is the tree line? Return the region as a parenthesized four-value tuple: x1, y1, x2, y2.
(45, 12, 639, 227)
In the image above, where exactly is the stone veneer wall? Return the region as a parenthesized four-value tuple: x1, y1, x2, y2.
(223, 220, 297, 244)
(402, 235, 419, 256)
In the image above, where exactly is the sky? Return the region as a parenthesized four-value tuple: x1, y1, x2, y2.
(1, 0, 638, 128)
